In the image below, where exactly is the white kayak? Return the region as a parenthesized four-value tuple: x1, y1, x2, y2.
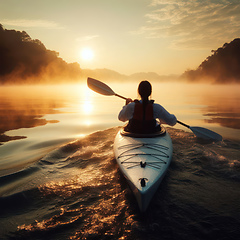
(114, 127, 173, 212)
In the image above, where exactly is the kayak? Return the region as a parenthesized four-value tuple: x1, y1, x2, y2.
(114, 127, 173, 212)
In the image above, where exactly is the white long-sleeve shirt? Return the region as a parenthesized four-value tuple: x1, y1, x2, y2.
(118, 102, 177, 126)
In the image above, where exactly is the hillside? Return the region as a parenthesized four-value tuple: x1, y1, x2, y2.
(182, 38, 240, 83)
(0, 24, 81, 83)
(0, 25, 180, 84)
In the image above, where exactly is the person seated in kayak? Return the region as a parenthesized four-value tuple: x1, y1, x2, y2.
(118, 80, 177, 134)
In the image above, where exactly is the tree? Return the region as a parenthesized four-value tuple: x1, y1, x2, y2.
(0, 25, 81, 83)
(182, 38, 240, 83)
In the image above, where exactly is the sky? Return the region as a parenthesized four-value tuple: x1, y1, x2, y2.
(1, 0, 240, 75)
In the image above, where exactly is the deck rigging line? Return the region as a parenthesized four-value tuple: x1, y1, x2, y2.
(117, 143, 170, 169)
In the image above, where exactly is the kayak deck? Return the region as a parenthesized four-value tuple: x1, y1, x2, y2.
(117, 142, 169, 171)
(114, 127, 173, 212)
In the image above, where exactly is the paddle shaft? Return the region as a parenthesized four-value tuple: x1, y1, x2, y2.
(177, 120, 190, 128)
(115, 93, 127, 100)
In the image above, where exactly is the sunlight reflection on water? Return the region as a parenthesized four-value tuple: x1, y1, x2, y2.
(82, 101, 94, 115)
(0, 82, 239, 139)
(0, 82, 240, 175)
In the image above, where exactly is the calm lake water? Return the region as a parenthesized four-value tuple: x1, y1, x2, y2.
(0, 82, 239, 175)
(0, 82, 240, 240)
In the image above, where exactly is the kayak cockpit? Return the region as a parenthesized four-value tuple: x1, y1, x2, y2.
(120, 126, 166, 138)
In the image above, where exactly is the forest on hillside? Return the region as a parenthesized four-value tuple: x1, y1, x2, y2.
(1, 24, 240, 84)
(0, 24, 81, 84)
(182, 38, 240, 83)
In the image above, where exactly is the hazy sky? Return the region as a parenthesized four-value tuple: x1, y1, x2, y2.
(1, 0, 240, 75)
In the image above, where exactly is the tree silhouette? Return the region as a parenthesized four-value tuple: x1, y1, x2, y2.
(183, 38, 240, 83)
(0, 24, 81, 83)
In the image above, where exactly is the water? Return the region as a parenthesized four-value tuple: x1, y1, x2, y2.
(0, 82, 240, 239)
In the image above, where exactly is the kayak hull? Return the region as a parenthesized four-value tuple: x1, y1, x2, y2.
(114, 128, 173, 212)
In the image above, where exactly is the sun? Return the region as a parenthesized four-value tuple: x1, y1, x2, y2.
(80, 48, 94, 61)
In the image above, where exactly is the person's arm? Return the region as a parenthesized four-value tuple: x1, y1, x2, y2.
(118, 102, 135, 122)
(153, 104, 177, 126)
(125, 98, 132, 105)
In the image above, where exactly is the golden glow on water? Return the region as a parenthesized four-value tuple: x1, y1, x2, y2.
(76, 133, 86, 138)
(82, 101, 94, 115)
(83, 120, 92, 126)
(79, 84, 94, 115)
(0, 82, 240, 146)
(1, 82, 239, 179)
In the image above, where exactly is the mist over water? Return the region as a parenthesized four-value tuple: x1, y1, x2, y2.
(0, 82, 240, 239)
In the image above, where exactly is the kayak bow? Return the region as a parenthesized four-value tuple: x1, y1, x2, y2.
(114, 127, 173, 212)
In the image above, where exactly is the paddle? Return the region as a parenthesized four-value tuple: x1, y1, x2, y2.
(87, 77, 222, 141)
(177, 120, 222, 141)
(87, 77, 127, 100)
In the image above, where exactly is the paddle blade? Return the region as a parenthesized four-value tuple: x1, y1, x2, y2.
(87, 77, 116, 96)
(190, 126, 222, 141)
